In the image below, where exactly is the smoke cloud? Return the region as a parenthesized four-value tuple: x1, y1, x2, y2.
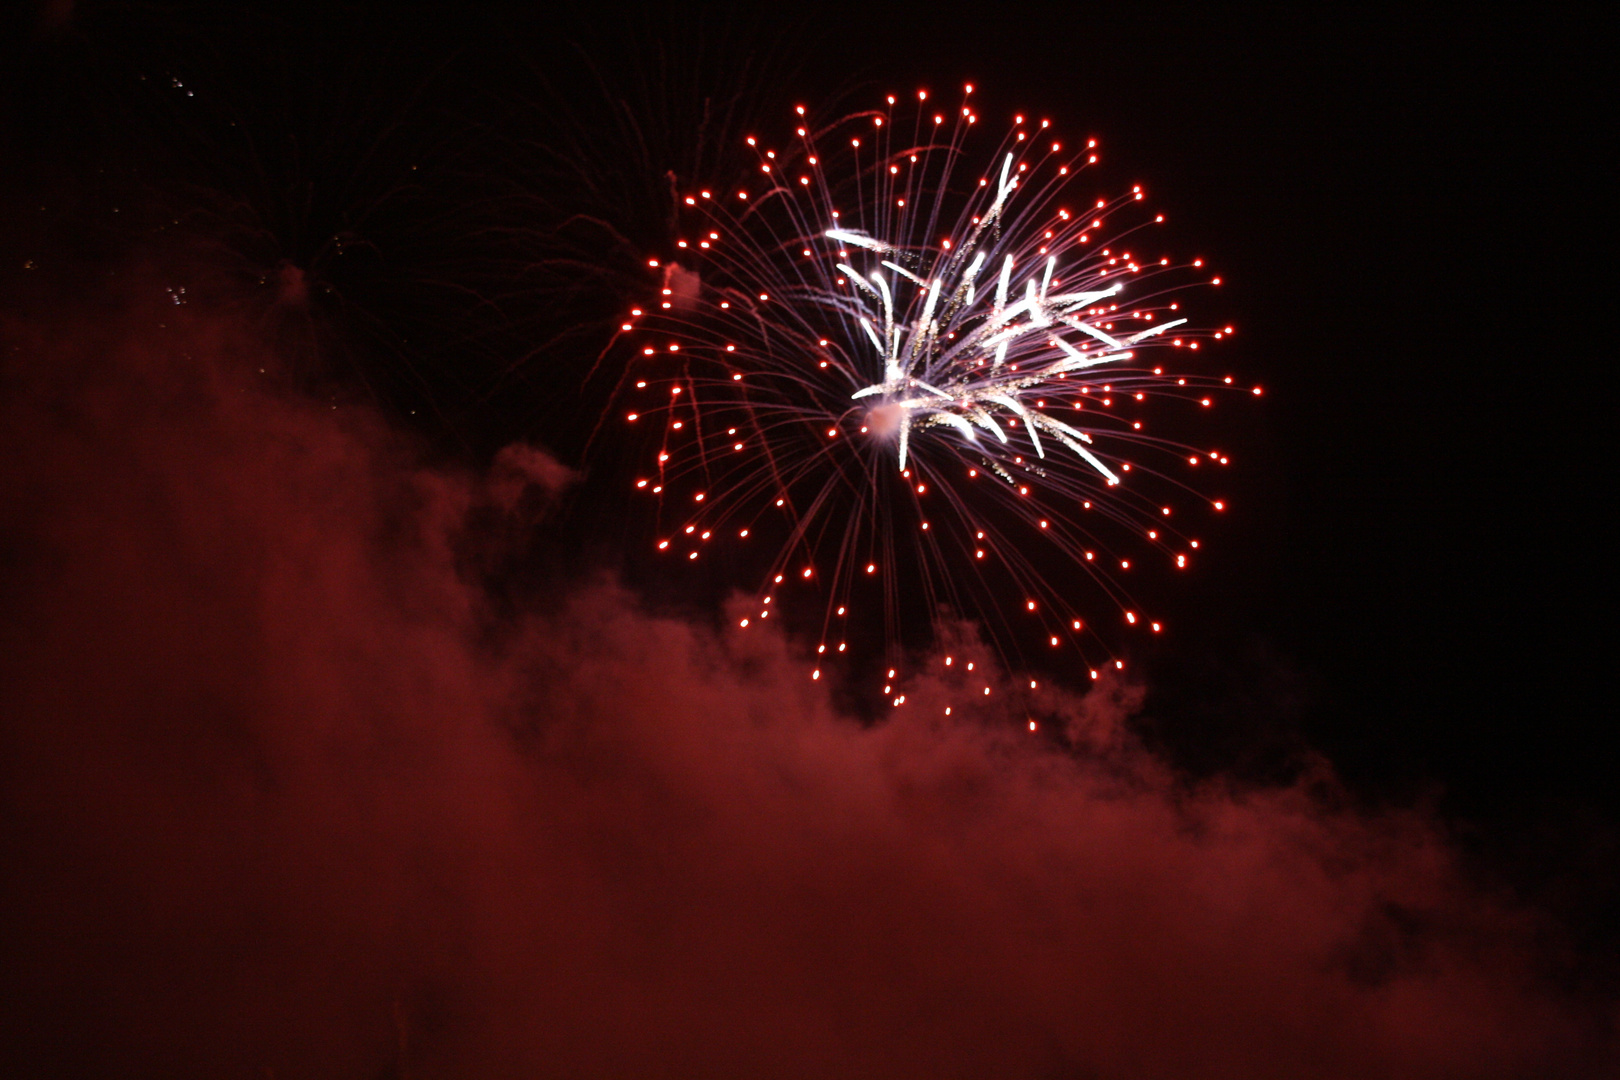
(1, 280, 1610, 1077)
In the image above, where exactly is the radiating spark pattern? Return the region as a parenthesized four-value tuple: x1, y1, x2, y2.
(612, 87, 1254, 696)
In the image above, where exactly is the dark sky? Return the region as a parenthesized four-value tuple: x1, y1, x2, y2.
(2, 2, 1614, 1075)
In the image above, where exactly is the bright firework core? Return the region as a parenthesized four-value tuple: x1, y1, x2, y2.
(617, 87, 1249, 677)
(832, 152, 1174, 481)
(865, 401, 908, 440)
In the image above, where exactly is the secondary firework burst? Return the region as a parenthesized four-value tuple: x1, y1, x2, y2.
(611, 86, 1256, 691)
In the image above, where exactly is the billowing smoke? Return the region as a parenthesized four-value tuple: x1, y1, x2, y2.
(0, 277, 1610, 1077)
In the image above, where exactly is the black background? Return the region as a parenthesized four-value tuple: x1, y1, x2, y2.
(5, 0, 1613, 976)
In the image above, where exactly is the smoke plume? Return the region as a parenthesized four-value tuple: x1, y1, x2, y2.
(0, 279, 1609, 1077)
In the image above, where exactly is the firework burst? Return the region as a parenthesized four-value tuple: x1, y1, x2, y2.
(611, 86, 1256, 690)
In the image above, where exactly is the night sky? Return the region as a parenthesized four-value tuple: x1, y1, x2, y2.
(3, 2, 1614, 1076)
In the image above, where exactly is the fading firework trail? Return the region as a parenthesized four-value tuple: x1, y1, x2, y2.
(614, 86, 1255, 683)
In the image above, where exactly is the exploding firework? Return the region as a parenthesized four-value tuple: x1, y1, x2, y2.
(611, 86, 1256, 686)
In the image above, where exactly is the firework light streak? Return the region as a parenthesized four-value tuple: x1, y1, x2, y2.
(613, 87, 1254, 693)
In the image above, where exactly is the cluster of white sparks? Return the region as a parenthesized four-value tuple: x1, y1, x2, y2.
(833, 151, 1183, 479)
(614, 86, 1256, 697)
